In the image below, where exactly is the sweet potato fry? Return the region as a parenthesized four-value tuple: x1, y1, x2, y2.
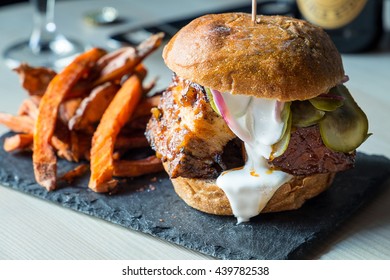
(124, 116, 151, 131)
(59, 98, 83, 124)
(18, 98, 39, 119)
(133, 95, 160, 119)
(14, 63, 56, 96)
(50, 119, 77, 162)
(118, 95, 160, 134)
(74, 132, 92, 161)
(68, 82, 119, 132)
(115, 134, 149, 150)
(134, 63, 148, 81)
(59, 163, 89, 183)
(89, 75, 142, 192)
(0, 112, 34, 134)
(1, 34, 165, 193)
(93, 33, 164, 85)
(33, 48, 106, 191)
(65, 78, 98, 100)
(113, 156, 163, 177)
(51, 136, 74, 162)
(95, 47, 129, 70)
(29, 95, 41, 106)
(3, 133, 33, 152)
(69, 131, 80, 162)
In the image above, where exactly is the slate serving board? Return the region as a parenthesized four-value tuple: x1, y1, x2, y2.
(0, 132, 389, 260)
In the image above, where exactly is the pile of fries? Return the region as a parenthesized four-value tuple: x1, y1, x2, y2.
(0, 33, 165, 193)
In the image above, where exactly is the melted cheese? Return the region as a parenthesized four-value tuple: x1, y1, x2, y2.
(215, 92, 292, 223)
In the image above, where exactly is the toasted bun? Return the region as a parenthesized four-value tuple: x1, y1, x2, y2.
(164, 162, 335, 215)
(163, 13, 344, 101)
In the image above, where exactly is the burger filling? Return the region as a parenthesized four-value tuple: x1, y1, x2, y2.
(146, 75, 367, 222)
(146, 75, 244, 179)
(209, 89, 293, 223)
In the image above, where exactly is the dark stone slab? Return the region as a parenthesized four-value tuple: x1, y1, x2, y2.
(0, 132, 389, 259)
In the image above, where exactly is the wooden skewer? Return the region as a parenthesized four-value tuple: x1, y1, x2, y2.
(252, 0, 257, 23)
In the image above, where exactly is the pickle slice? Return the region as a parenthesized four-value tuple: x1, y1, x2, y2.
(205, 88, 220, 115)
(319, 85, 369, 153)
(270, 112, 292, 160)
(291, 101, 325, 127)
(309, 90, 344, 112)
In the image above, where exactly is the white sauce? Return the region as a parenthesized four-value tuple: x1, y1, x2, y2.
(216, 92, 292, 223)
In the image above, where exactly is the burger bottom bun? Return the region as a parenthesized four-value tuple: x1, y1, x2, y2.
(164, 162, 335, 215)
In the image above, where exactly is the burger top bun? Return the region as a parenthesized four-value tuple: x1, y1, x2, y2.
(163, 13, 345, 101)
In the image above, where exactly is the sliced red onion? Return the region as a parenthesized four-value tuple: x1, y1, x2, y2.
(341, 75, 350, 83)
(274, 101, 285, 122)
(210, 89, 251, 143)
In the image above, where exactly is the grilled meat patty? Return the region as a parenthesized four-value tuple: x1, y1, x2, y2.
(269, 126, 355, 175)
(146, 75, 244, 179)
(146, 76, 355, 179)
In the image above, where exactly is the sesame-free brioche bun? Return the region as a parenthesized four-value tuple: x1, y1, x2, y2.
(163, 162, 335, 215)
(163, 13, 345, 101)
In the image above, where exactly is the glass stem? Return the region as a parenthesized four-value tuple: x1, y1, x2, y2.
(29, 0, 57, 54)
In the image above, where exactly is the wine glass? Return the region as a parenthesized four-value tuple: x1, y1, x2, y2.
(3, 0, 85, 70)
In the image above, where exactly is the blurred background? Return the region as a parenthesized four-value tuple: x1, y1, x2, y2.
(0, 0, 389, 54)
(0, 0, 388, 114)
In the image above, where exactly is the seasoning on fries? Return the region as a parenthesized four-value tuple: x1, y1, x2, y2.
(0, 33, 165, 192)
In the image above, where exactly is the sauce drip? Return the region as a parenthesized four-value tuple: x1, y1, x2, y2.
(213, 91, 292, 223)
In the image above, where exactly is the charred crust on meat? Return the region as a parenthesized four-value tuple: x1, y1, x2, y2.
(145, 76, 238, 179)
(180, 84, 197, 106)
(270, 126, 355, 175)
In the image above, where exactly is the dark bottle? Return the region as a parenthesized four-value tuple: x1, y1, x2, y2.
(296, 0, 383, 53)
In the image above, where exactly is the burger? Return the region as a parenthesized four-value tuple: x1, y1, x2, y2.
(146, 13, 369, 223)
